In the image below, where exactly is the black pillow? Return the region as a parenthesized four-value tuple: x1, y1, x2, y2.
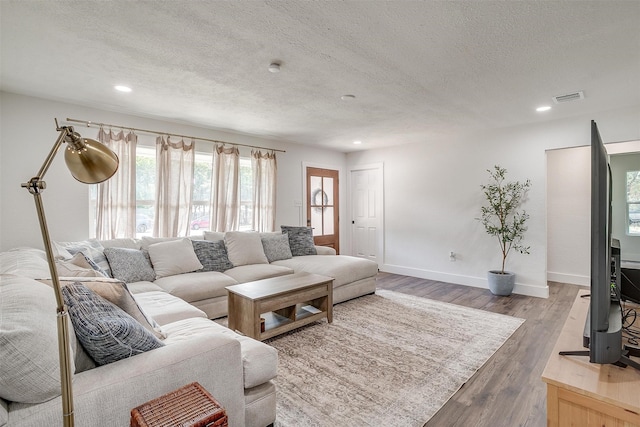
(192, 240, 234, 272)
(280, 226, 317, 256)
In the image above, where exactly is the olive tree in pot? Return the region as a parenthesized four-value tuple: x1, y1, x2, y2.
(478, 166, 531, 296)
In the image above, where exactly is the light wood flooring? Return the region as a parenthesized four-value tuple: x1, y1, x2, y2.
(375, 272, 581, 427)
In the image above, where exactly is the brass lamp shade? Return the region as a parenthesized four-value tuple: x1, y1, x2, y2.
(64, 136, 119, 184)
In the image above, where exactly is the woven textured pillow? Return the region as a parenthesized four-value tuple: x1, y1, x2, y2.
(62, 282, 164, 366)
(280, 226, 317, 256)
(104, 247, 156, 283)
(191, 240, 233, 272)
(261, 234, 293, 262)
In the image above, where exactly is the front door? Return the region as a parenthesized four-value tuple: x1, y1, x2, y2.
(306, 167, 339, 253)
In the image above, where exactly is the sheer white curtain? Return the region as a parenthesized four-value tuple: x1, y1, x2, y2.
(154, 136, 194, 237)
(210, 145, 239, 232)
(95, 128, 137, 239)
(251, 150, 277, 232)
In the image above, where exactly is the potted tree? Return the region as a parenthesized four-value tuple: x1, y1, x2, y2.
(478, 165, 531, 296)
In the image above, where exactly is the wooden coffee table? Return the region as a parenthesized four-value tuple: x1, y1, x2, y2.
(226, 272, 333, 341)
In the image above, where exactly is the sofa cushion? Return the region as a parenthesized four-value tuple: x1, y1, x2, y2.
(272, 254, 378, 287)
(147, 238, 203, 279)
(0, 275, 71, 403)
(56, 252, 107, 278)
(162, 318, 278, 389)
(99, 237, 141, 250)
(261, 233, 293, 263)
(53, 239, 111, 277)
(62, 282, 164, 366)
(127, 280, 165, 294)
(0, 247, 51, 278)
(39, 277, 165, 340)
(140, 236, 182, 250)
(280, 226, 317, 256)
(203, 231, 225, 242)
(192, 240, 233, 272)
(223, 264, 294, 284)
(154, 271, 237, 301)
(224, 231, 269, 266)
(104, 247, 156, 283)
(133, 291, 207, 326)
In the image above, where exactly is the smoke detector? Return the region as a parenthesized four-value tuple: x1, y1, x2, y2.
(552, 91, 584, 104)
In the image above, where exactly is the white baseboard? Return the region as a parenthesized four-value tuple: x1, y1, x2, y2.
(381, 264, 549, 298)
(547, 271, 589, 287)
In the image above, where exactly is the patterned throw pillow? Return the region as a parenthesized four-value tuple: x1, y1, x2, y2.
(280, 226, 317, 256)
(103, 247, 156, 283)
(57, 239, 112, 277)
(191, 240, 233, 272)
(62, 282, 164, 366)
(261, 234, 293, 263)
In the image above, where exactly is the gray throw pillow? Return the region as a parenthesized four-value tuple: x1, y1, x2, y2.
(103, 247, 156, 283)
(281, 226, 317, 256)
(62, 282, 164, 366)
(191, 240, 233, 272)
(261, 234, 293, 262)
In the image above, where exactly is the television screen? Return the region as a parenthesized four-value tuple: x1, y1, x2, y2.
(588, 120, 622, 364)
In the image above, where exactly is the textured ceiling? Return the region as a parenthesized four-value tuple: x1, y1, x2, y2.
(1, 1, 639, 152)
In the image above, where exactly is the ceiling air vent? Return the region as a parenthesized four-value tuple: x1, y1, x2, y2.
(552, 91, 585, 104)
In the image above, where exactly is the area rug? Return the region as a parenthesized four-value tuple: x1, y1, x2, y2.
(264, 290, 525, 427)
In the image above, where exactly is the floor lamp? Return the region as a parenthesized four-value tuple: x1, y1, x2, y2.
(21, 119, 119, 427)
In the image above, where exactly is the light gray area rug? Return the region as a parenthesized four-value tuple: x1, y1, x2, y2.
(264, 290, 525, 427)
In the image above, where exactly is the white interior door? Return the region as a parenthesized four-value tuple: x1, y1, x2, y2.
(350, 164, 383, 266)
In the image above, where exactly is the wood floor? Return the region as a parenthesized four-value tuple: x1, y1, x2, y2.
(375, 272, 581, 427)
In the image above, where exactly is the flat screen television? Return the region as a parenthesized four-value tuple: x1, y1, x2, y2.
(560, 121, 639, 370)
(588, 119, 622, 364)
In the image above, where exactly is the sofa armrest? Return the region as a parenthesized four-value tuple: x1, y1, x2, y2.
(9, 335, 245, 427)
(75, 335, 245, 426)
(314, 245, 337, 255)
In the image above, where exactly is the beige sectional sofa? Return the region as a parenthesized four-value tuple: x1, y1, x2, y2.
(0, 229, 378, 427)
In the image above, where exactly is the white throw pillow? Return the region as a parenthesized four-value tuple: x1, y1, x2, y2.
(224, 231, 269, 266)
(147, 238, 203, 278)
(203, 231, 225, 242)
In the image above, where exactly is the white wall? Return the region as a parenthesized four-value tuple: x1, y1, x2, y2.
(546, 141, 640, 286)
(347, 105, 640, 298)
(0, 92, 347, 251)
(611, 152, 640, 262)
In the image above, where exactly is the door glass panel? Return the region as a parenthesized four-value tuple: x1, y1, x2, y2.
(311, 207, 322, 236)
(310, 176, 322, 208)
(323, 207, 334, 235)
(323, 177, 334, 205)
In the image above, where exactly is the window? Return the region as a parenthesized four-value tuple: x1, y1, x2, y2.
(239, 157, 253, 231)
(628, 170, 640, 235)
(135, 146, 156, 236)
(91, 136, 261, 238)
(189, 152, 214, 234)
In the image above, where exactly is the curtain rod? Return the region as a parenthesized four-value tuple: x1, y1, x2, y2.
(64, 117, 286, 153)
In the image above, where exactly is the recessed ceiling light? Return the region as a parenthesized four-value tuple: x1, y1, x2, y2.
(114, 85, 132, 93)
(341, 94, 356, 101)
(536, 106, 551, 112)
(353, 140, 362, 145)
(268, 62, 281, 73)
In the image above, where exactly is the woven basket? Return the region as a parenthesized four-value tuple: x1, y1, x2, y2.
(130, 382, 228, 427)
